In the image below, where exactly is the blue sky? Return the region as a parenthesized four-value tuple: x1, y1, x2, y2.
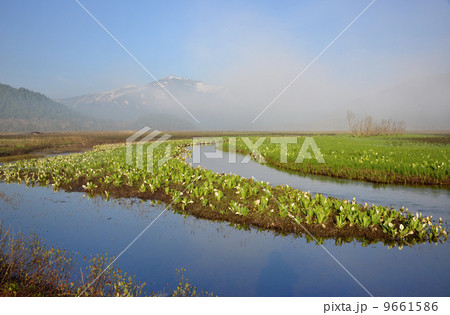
(0, 0, 449, 99)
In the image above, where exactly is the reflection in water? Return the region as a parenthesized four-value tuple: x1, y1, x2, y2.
(257, 251, 298, 297)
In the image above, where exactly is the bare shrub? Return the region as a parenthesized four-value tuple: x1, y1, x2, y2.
(346, 111, 406, 136)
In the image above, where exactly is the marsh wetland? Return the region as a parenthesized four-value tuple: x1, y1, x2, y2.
(0, 134, 449, 296)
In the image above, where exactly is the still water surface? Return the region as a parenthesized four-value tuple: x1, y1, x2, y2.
(0, 148, 449, 296)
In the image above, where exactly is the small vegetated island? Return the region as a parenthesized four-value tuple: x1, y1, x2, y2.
(0, 136, 448, 247)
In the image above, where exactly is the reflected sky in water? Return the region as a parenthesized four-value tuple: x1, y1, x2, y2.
(1, 180, 449, 297)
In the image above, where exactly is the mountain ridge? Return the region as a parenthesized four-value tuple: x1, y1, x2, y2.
(58, 76, 221, 121)
(0, 82, 195, 132)
(2, 73, 448, 132)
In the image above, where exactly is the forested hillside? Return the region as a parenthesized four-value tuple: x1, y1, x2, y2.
(0, 83, 86, 120)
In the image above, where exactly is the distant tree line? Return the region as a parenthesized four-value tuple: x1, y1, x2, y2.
(347, 111, 406, 136)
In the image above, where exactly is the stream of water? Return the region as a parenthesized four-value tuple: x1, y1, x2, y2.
(0, 147, 449, 296)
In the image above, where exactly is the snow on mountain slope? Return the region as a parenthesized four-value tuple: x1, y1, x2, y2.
(58, 76, 222, 121)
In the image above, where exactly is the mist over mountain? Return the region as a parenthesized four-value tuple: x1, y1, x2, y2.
(2, 72, 448, 132)
(59, 76, 221, 122)
(56, 72, 450, 132)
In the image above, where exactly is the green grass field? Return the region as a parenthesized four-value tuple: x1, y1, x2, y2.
(222, 135, 449, 187)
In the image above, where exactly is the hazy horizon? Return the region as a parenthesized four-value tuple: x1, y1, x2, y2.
(1, 0, 449, 131)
